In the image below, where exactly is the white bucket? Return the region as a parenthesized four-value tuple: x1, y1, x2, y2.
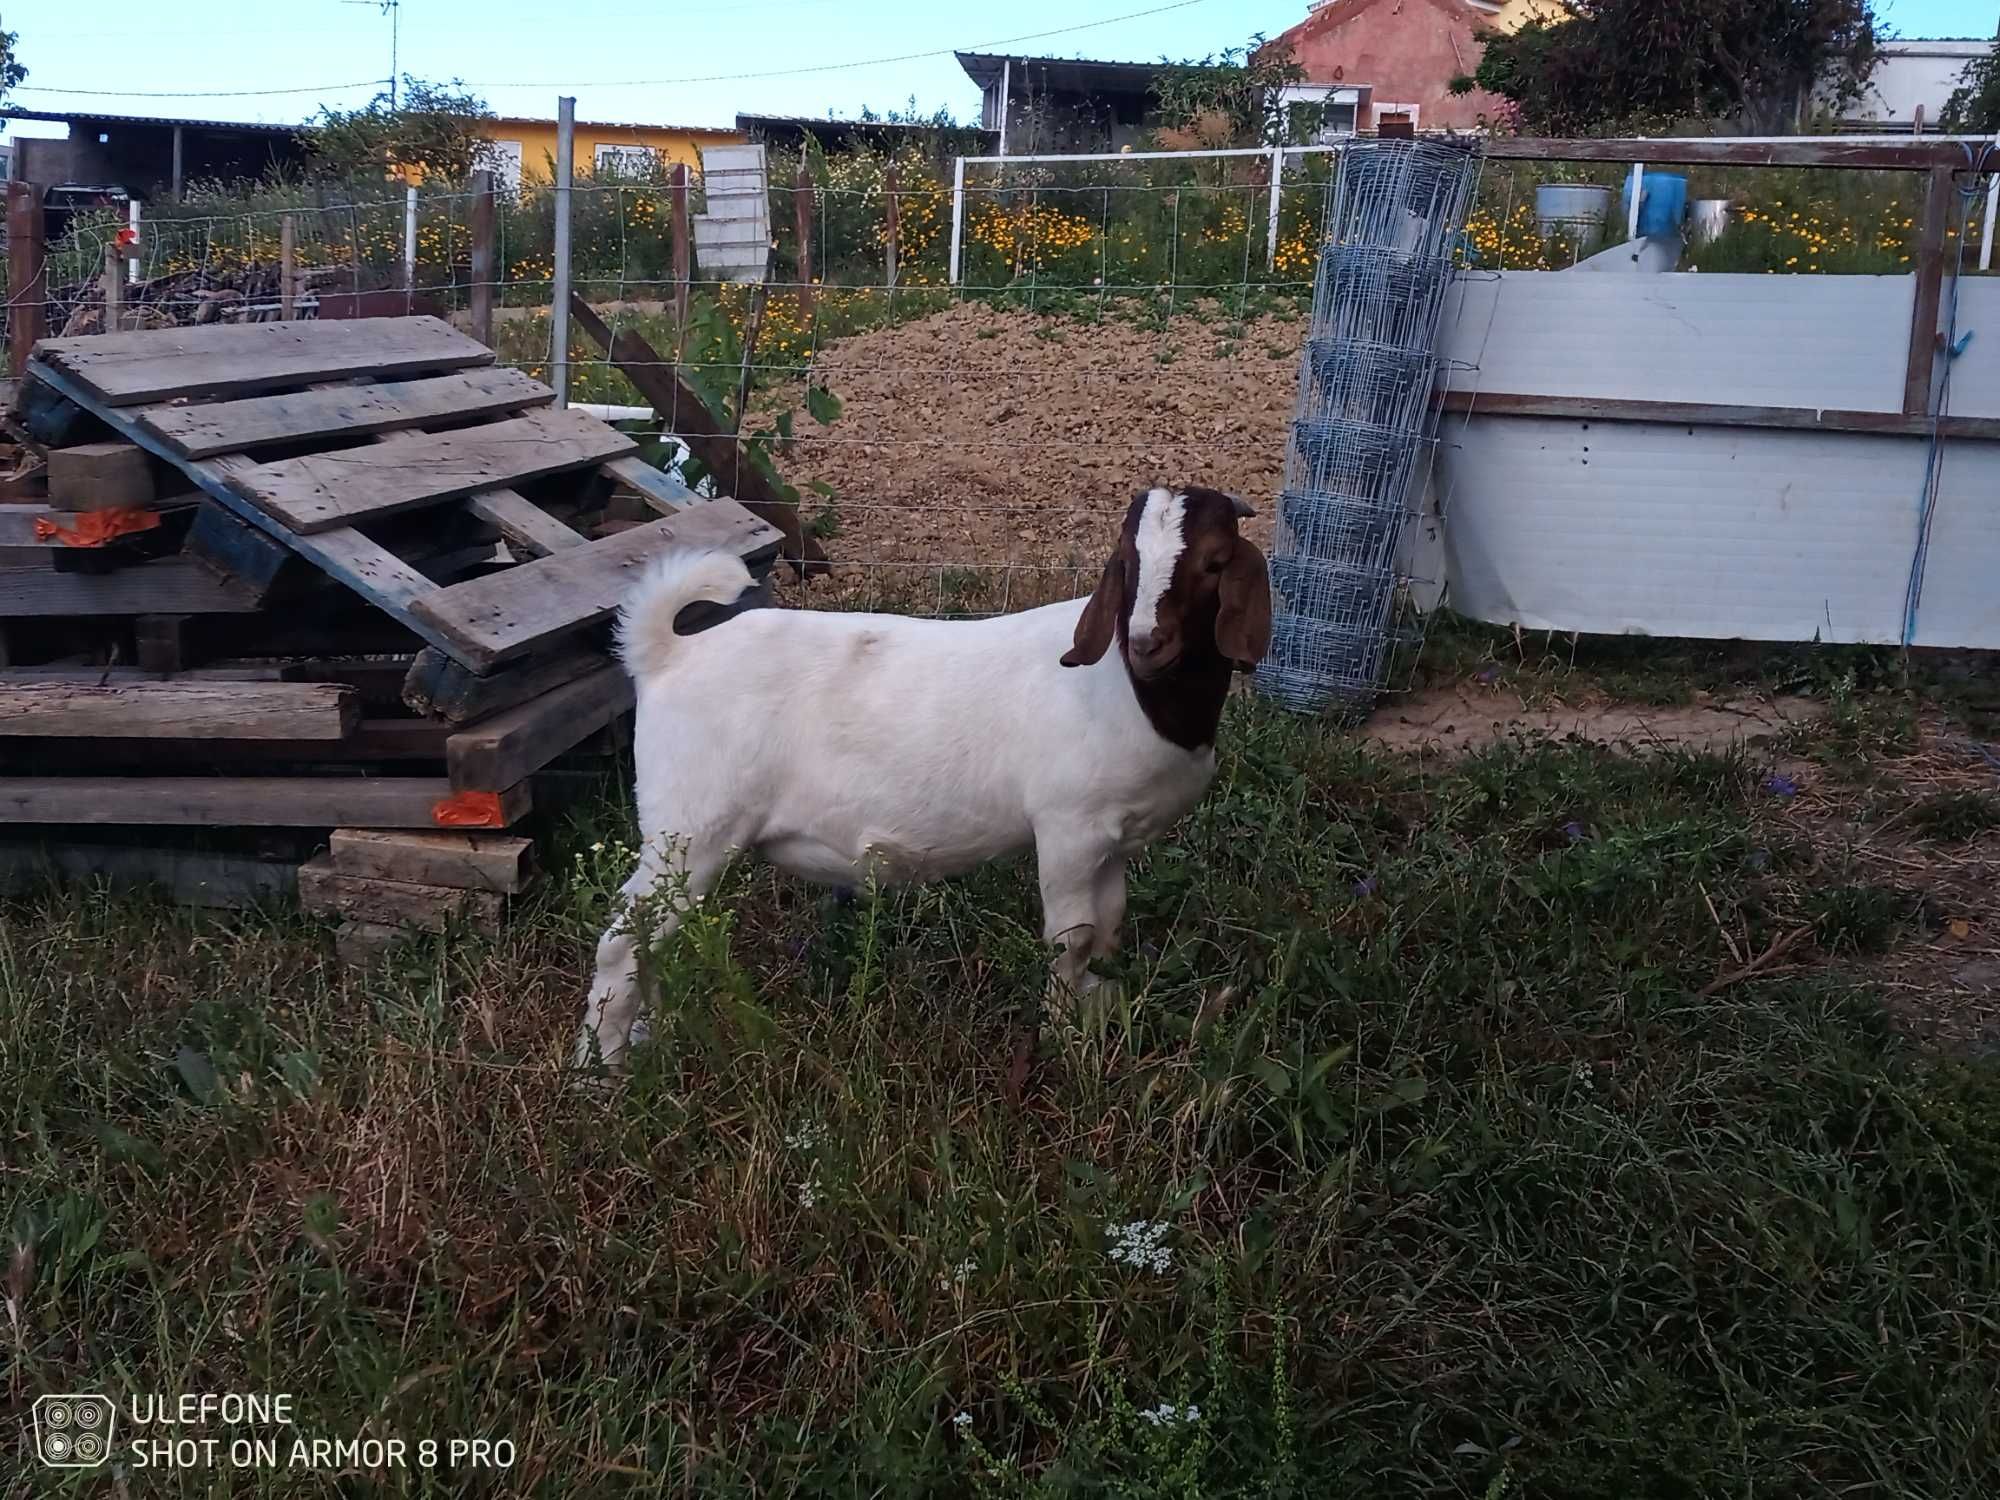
(1535, 183, 1613, 245)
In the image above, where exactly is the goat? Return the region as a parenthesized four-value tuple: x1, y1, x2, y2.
(578, 485, 1273, 1068)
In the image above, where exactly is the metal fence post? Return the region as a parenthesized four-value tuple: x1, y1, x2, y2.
(552, 95, 575, 407)
(1265, 144, 1285, 272)
(948, 155, 966, 285)
(468, 169, 495, 347)
(402, 184, 419, 298)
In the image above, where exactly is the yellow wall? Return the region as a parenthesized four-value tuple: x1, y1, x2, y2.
(485, 119, 743, 185)
(1487, 0, 1568, 32)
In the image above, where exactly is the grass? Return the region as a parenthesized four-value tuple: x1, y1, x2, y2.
(4, 691, 1998, 1495)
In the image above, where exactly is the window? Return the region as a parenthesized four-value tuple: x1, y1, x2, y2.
(594, 143, 659, 179)
(487, 139, 523, 192)
(1372, 103, 1420, 130)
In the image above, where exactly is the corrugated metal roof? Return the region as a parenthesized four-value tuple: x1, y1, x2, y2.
(1, 108, 303, 134)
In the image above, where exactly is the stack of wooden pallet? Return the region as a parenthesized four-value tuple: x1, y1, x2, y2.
(0, 315, 782, 952)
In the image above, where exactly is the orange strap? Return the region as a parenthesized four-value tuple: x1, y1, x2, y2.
(432, 790, 506, 828)
(32, 508, 162, 547)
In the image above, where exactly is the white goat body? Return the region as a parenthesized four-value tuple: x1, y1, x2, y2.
(580, 547, 1218, 1066)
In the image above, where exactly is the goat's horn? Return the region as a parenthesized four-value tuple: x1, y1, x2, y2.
(1228, 493, 1256, 519)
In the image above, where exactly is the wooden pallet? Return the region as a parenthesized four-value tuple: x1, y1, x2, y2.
(25, 317, 783, 676)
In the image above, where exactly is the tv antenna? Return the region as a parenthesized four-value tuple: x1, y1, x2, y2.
(342, 0, 402, 107)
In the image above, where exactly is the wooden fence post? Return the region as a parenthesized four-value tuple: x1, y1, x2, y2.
(670, 162, 690, 355)
(468, 169, 496, 347)
(884, 163, 899, 291)
(102, 242, 124, 334)
(1904, 164, 1955, 417)
(795, 162, 816, 317)
(279, 214, 297, 319)
(7, 180, 46, 374)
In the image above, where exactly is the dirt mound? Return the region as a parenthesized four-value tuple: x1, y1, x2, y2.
(773, 301, 1301, 608)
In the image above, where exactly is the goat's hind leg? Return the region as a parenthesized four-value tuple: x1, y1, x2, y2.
(576, 831, 731, 1070)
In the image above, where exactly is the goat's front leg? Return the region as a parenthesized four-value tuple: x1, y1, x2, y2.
(1035, 834, 1119, 1017)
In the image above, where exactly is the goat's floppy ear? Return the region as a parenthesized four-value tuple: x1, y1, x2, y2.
(1062, 551, 1125, 667)
(1215, 538, 1273, 670)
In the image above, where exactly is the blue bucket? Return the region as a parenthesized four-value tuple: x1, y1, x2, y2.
(1621, 171, 1688, 238)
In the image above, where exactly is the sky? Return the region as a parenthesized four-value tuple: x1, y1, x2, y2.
(1, 0, 1996, 143)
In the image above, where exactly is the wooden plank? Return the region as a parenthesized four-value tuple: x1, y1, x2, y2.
(409, 502, 781, 670)
(0, 681, 360, 740)
(232, 407, 636, 534)
(184, 501, 300, 602)
(0, 720, 449, 768)
(32, 316, 495, 407)
(0, 775, 531, 827)
(1905, 165, 1955, 417)
(133, 615, 190, 674)
(566, 296, 825, 576)
(465, 488, 591, 556)
(1436, 390, 2000, 441)
(0, 558, 265, 616)
(138, 367, 556, 460)
(0, 840, 297, 909)
(446, 665, 632, 790)
(0, 667, 291, 683)
(298, 853, 504, 934)
(602, 454, 700, 513)
(48, 441, 154, 511)
(1486, 137, 1979, 171)
(469, 171, 497, 348)
(401, 645, 613, 723)
(329, 827, 534, 893)
(24, 364, 471, 660)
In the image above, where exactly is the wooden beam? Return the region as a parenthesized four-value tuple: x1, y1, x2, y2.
(0, 681, 360, 740)
(32, 315, 495, 407)
(230, 406, 635, 534)
(184, 501, 301, 602)
(0, 775, 531, 827)
(1486, 137, 1984, 171)
(139, 367, 556, 459)
(7, 180, 46, 379)
(464, 488, 592, 556)
(329, 827, 534, 893)
(0, 719, 450, 768)
(401, 645, 613, 723)
(468, 170, 497, 349)
(1905, 165, 1955, 417)
(0, 558, 265, 616)
(567, 295, 825, 575)
(409, 503, 781, 670)
(298, 854, 504, 933)
(446, 664, 632, 790)
(1436, 389, 2000, 440)
(0, 839, 297, 909)
(280, 215, 296, 319)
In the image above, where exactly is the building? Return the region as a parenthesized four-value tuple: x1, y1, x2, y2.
(1486, 0, 1566, 33)
(1262, 0, 1506, 132)
(482, 116, 743, 190)
(1838, 38, 1993, 132)
(2, 109, 310, 200)
(736, 113, 994, 161)
(954, 52, 1176, 153)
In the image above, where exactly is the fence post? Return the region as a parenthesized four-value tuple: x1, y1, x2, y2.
(280, 214, 297, 318)
(468, 169, 495, 347)
(1265, 144, 1285, 272)
(127, 199, 142, 284)
(1981, 144, 1998, 274)
(7, 180, 46, 374)
(884, 163, 899, 291)
(103, 242, 124, 333)
(948, 155, 966, 285)
(552, 95, 576, 407)
(794, 162, 816, 316)
(669, 162, 690, 354)
(402, 183, 420, 311)
(1904, 164, 1955, 417)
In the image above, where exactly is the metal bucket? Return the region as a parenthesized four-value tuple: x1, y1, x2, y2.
(1534, 183, 1612, 247)
(1688, 198, 1731, 246)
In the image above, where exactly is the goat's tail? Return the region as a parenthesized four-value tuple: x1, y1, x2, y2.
(615, 547, 754, 681)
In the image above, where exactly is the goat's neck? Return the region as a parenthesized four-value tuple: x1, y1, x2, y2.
(1125, 642, 1232, 752)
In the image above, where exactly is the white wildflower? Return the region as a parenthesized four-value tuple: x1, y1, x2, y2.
(938, 1257, 978, 1290)
(1106, 1219, 1174, 1274)
(797, 1177, 820, 1209)
(590, 841, 606, 853)
(952, 1411, 972, 1429)
(785, 1121, 828, 1151)
(1572, 1060, 1595, 1090)
(1139, 1402, 1201, 1426)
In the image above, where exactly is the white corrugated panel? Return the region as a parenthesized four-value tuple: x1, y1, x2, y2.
(693, 144, 771, 282)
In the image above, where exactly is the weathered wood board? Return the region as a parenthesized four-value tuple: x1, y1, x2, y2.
(328, 828, 534, 893)
(0, 681, 359, 740)
(140, 367, 556, 459)
(0, 839, 298, 908)
(0, 559, 264, 616)
(33, 316, 493, 406)
(298, 853, 504, 933)
(445, 665, 632, 790)
(0, 775, 531, 827)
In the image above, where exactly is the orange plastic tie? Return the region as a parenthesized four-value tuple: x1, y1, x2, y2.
(31, 508, 162, 547)
(432, 790, 506, 828)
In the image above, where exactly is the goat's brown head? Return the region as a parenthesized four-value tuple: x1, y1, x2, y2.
(1061, 485, 1273, 682)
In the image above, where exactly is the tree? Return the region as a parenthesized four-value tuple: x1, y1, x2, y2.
(1942, 40, 2000, 132)
(1453, 0, 1880, 136)
(303, 76, 496, 182)
(1152, 37, 1313, 148)
(0, 23, 28, 105)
